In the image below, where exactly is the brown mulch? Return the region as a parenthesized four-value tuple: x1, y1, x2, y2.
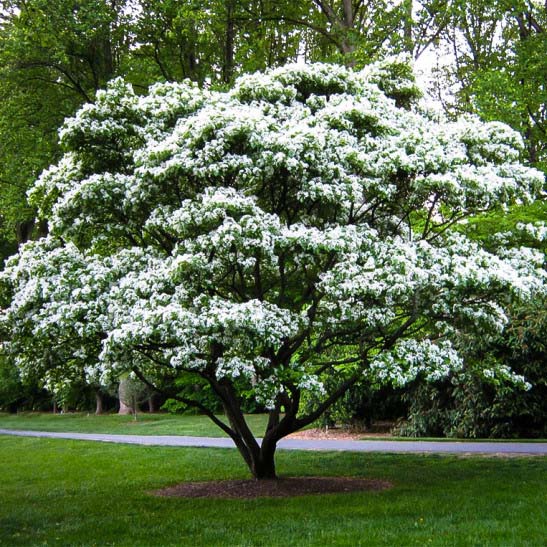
(287, 426, 391, 441)
(152, 476, 392, 499)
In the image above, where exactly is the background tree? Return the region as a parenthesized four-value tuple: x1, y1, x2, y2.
(0, 0, 132, 252)
(425, 0, 546, 169)
(0, 353, 50, 412)
(117, 374, 150, 418)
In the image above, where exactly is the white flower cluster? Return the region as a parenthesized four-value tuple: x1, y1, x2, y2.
(318, 232, 546, 338)
(481, 364, 532, 391)
(367, 339, 464, 387)
(517, 222, 547, 241)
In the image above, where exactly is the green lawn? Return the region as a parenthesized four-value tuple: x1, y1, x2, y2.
(0, 436, 545, 546)
(0, 411, 270, 437)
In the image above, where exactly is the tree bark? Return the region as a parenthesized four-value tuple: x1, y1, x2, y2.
(313, 0, 355, 57)
(15, 219, 35, 245)
(95, 391, 104, 415)
(209, 375, 278, 479)
(223, 0, 236, 84)
(403, 0, 414, 54)
(251, 445, 277, 479)
(118, 377, 135, 415)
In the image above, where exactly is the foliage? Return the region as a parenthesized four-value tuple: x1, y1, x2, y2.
(0, 0, 312, 260)
(0, 0, 132, 247)
(0, 60, 73, 247)
(396, 296, 547, 439)
(397, 198, 547, 438)
(426, 0, 547, 169)
(302, 377, 405, 430)
(1, 0, 132, 99)
(161, 371, 266, 415)
(1, 0, 545, 256)
(0, 354, 29, 412)
(132, 0, 307, 84)
(0, 354, 50, 412)
(1, 60, 545, 478)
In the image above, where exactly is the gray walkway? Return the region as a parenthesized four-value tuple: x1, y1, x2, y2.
(1, 429, 546, 455)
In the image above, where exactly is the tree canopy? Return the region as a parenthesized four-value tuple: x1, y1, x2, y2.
(1, 1, 545, 260)
(2, 59, 545, 476)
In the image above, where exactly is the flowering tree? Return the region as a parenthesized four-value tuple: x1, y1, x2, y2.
(1, 59, 545, 478)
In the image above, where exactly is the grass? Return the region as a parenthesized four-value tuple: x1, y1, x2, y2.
(0, 411, 270, 437)
(0, 436, 545, 546)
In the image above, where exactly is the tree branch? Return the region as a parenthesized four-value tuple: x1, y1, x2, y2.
(294, 369, 364, 430)
(130, 366, 236, 439)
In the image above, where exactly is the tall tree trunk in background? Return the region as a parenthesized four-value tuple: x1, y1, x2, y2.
(513, 7, 545, 166)
(313, 0, 355, 58)
(340, 0, 354, 55)
(403, 0, 414, 54)
(95, 390, 104, 415)
(14, 216, 48, 247)
(223, 0, 236, 84)
(118, 376, 135, 415)
(15, 219, 35, 245)
(37, 219, 48, 238)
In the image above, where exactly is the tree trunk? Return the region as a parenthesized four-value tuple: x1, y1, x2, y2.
(402, 0, 414, 54)
(15, 219, 35, 245)
(342, 0, 353, 28)
(118, 377, 134, 415)
(95, 391, 104, 415)
(223, 0, 236, 84)
(214, 379, 279, 479)
(251, 445, 277, 480)
(339, 1, 355, 61)
(37, 219, 49, 238)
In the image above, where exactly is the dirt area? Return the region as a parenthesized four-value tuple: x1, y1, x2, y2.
(287, 426, 391, 441)
(152, 425, 395, 499)
(152, 476, 392, 499)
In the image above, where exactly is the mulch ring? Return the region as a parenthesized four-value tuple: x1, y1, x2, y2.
(152, 476, 393, 499)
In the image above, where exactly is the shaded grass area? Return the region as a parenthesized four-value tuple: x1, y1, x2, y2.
(0, 436, 545, 546)
(0, 411, 270, 437)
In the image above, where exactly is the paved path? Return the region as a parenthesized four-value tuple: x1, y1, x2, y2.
(1, 429, 546, 455)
